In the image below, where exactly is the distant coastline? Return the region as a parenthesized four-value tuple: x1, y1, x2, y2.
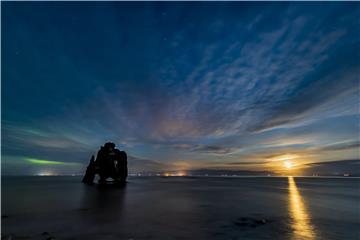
(2, 174, 360, 178)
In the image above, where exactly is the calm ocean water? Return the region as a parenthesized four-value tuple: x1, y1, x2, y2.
(2, 176, 359, 240)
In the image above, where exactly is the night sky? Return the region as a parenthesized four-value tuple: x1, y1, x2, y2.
(2, 2, 360, 175)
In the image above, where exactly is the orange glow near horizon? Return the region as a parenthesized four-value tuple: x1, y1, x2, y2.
(163, 171, 187, 177)
(288, 176, 316, 239)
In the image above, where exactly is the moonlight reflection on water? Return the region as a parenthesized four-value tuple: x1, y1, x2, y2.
(288, 176, 316, 240)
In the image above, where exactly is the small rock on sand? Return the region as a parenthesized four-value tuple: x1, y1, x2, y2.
(234, 217, 270, 228)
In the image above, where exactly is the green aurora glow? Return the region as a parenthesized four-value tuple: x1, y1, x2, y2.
(25, 158, 81, 166)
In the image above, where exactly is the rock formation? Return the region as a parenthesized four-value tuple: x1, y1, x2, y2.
(82, 142, 128, 185)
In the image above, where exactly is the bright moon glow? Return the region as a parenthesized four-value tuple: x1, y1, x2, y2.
(284, 161, 293, 169)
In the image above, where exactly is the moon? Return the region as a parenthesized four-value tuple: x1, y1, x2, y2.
(284, 161, 293, 169)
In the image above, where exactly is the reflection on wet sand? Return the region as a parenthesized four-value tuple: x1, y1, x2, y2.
(81, 184, 127, 224)
(288, 176, 316, 240)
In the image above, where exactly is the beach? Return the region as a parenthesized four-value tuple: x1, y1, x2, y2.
(2, 176, 359, 240)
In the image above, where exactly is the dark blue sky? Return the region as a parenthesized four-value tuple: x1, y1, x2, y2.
(2, 2, 360, 175)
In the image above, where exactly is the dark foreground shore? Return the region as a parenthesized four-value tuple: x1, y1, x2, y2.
(2, 176, 359, 240)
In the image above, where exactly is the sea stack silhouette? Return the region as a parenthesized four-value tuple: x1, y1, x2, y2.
(82, 142, 128, 185)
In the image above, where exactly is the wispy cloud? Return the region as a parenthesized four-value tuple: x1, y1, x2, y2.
(191, 145, 237, 155)
(316, 141, 360, 152)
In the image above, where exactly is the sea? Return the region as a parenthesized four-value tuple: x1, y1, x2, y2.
(1, 176, 359, 240)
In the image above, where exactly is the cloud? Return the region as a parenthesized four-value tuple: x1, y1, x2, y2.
(316, 141, 360, 152)
(127, 155, 173, 173)
(251, 45, 359, 132)
(299, 159, 360, 176)
(51, 4, 359, 143)
(191, 145, 237, 154)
